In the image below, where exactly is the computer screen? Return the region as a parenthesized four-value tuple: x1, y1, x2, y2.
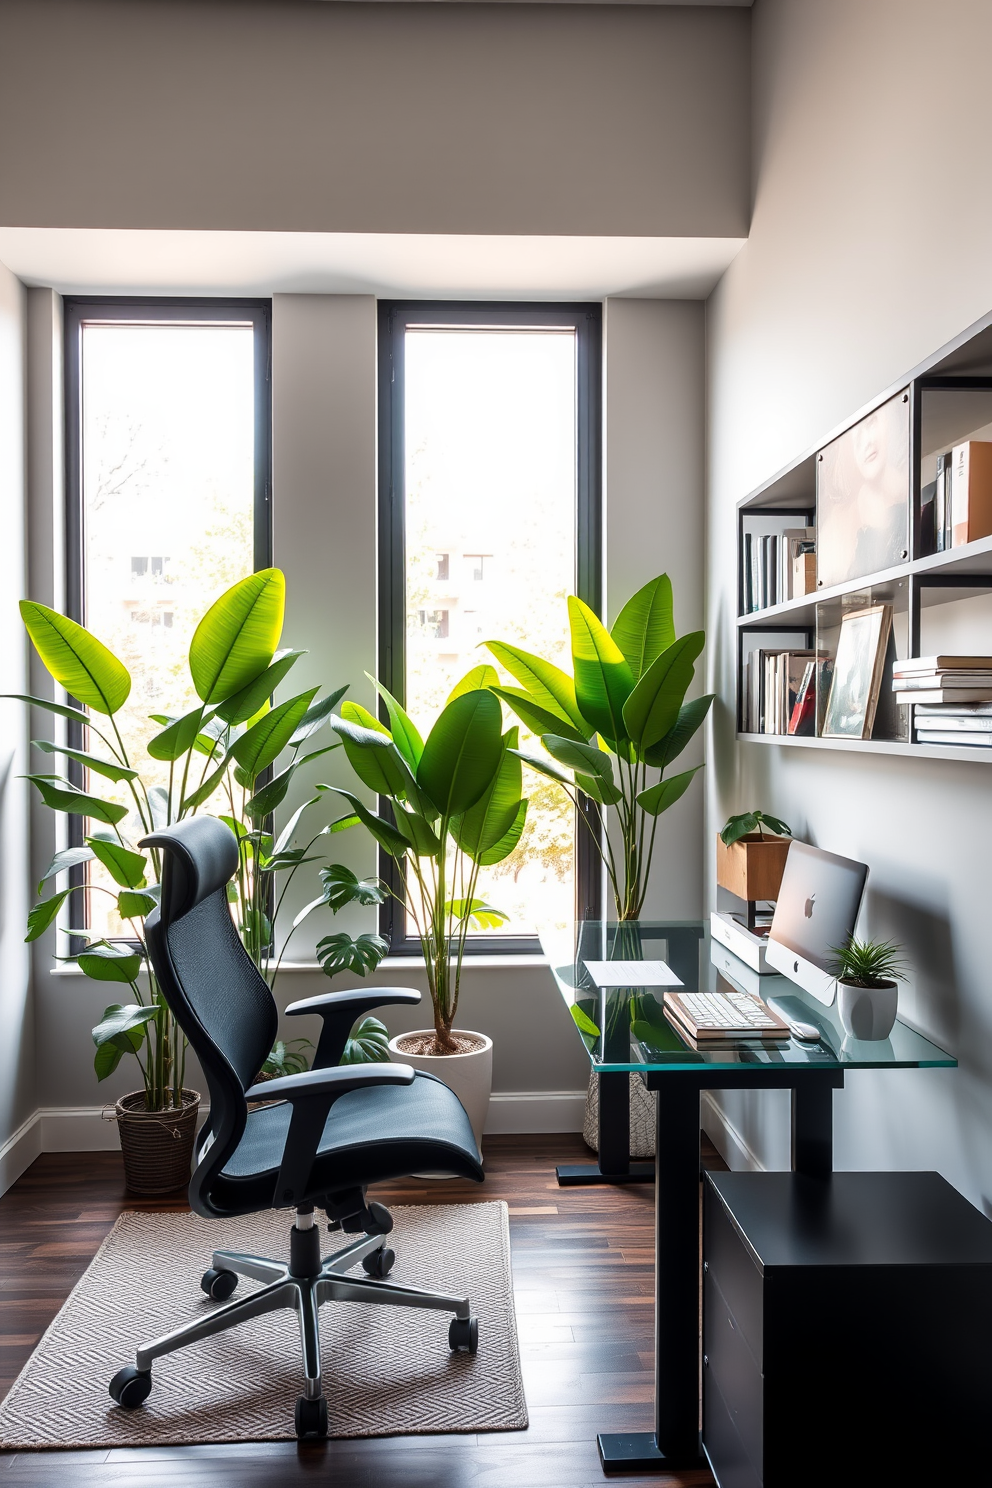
(765, 841, 869, 1005)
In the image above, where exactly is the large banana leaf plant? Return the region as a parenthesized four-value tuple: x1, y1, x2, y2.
(10, 569, 388, 1112)
(484, 574, 713, 922)
(324, 672, 528, 1053)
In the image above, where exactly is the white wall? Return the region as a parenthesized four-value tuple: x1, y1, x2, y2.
(0, 0, 749, 239)
(0, 261, 34, 1186)
(706, 0, 992, 1196)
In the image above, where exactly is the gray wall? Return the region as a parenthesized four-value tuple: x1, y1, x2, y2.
(0, 0, 749, 238)
(0, 260, 33, 1169)
(706, 0, 992, 1189)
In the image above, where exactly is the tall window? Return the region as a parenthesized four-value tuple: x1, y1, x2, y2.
(65, 299, 271, 940)
(379, 303, 601, 952)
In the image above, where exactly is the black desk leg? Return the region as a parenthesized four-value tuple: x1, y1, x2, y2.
(792, 1079, 834, 1179)
(597, 1080, 703, 1473)
(556, 1071, 653, 1187)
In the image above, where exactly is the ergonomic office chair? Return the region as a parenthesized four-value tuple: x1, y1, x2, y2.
(108, 815, 484, 1438)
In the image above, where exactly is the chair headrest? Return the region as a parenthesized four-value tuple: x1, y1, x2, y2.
(140, 816, 239, 926)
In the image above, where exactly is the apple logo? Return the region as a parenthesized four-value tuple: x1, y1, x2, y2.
(804, 892, 816, 919)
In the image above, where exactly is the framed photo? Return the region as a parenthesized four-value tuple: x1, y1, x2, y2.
(822, 603, 892, 739)
(817, 392, 910, 589)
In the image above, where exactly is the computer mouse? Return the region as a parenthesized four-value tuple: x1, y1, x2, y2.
(789, 1020, 821, 1042)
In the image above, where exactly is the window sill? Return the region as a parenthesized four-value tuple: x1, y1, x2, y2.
(49, 954, 549, 977)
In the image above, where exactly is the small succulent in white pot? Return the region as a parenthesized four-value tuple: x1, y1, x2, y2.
(830, 937, 907, 1041)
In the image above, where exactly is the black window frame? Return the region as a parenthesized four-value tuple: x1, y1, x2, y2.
(377, 299, 603, 957)
(63, 297, 273, 943)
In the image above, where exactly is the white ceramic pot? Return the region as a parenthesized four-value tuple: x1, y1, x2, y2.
(388, 1029, 493, 1158)
(837, 979, 898, 1041)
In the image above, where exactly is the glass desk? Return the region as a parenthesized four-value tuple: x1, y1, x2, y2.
(540, 919, 957, 1475)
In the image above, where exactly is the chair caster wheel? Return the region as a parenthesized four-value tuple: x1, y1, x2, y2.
(109, 1365, 152, 1408)
(201, 1267, 238, 1301)
(448, 1316, 479, 1354)
(362, 1245, 395, 1278)
(295, 1394, 328, 1438)
(364, 1201, 394, 1235)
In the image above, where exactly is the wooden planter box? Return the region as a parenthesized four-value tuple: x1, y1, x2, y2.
(716, 833, 792, 903)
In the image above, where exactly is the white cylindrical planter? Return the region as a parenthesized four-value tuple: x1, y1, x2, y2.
(837, 979, 898, 1040)
(388, 1030, 493, 1159)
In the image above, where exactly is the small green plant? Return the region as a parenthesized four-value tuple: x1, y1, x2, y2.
(260, 1039, 313, 1079)
(720, 811, 792, 847)
(830, 937, 908, 988)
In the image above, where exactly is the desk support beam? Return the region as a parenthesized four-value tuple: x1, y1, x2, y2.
(792, 1078, 835, 1179)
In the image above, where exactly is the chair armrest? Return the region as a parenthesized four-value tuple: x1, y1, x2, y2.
(285, 986, 422, 1069)
(246, 1063, 416, 1209)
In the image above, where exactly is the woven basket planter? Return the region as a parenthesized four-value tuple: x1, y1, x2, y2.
(582, 1070, 656, 1160)
(115, 1089, 200, 1196)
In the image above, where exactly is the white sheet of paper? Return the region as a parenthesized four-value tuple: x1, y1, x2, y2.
(584, 960, 683, 989)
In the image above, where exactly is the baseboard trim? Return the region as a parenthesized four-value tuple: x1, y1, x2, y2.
(0, 1110, 43, 1196)
(484, 1090, 586, 1134)
(700, 1091, 765, 1172)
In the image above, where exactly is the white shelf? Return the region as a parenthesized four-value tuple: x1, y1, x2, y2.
(737, 532, 992, 629)
(737, 732, 992, 765)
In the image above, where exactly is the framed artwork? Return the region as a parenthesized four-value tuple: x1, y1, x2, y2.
(822, 603, 892, 739)
(817, 392, 910, 590)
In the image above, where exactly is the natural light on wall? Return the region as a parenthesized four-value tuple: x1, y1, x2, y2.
(404, 328, 577, 938)
(81, 323, 255, 940)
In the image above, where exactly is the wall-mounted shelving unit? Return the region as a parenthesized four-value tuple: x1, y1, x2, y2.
(736, 312, 992, 762)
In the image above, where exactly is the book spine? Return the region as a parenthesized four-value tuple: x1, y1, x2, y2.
(759, 536, 768, 610)
(935, 453, 947, 552)
(743, 532, 752, 613)
(951, 443, 969, 548)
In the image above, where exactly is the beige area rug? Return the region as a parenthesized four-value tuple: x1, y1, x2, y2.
(0, 1201, 527, 1449)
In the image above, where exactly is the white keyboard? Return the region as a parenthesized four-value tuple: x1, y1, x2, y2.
(676, 991, 782, 1032)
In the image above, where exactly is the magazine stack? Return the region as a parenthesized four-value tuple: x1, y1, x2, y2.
(892, 656, 992, 746)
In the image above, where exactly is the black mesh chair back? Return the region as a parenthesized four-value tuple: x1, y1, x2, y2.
(141, 816, 278, 1213)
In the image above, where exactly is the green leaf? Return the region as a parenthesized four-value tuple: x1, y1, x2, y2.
(568, 596, 634, 746)
(447, 897, 509, 929)
(147, 706, 212, 762)
(508, 749, 574, 789)
(487, 686, 590, 745)
(272, 797, 318, 856)
(574, 772, 623, 807)
(180, 751, 231, 812)
(37, 844, 95, 892)
(244, 761, 297, 822)
(147, 785, 169, 828)
(289, 685, 349, 747)
(92, 1002, 157, 1046)
(720, 812, 757, 846)
(450, 727, 523, 862)
(25, 889, 70, 942)
(188, 568, 285, 704)
(213, 649, 307, 725)
(636, 764, 703, 818)
(316, 932, 389, 978)
(340, 1015, 391, 1065)
(319, 786, 410, 858)
(319, 864, 387, 912)
(474, 799, 528, 866)
(447, 664, 500, 704)
(75, 941, 142, 983)
(392, 805, 442, 857)
(230, 687, 319, 779)
(25, 775, 128, 826)
(417, 690, 503, 817)
(93, 1040, 127, 1081)
(484, 640, 587, 732)
(332, 713, 412, 797)
(117, 890, 157, 919)
(328, 812, 360, 834)
(341, 700, 389, 734)
(643, 694, 714, 770)
(622, 632, 705, 755)
(541, 733, 615, 783)
(758, 812, 792, 838)
(570, 1003, 600, 1038)
(3, 692, 98, 733)
(32, 740, 137, 783)
(610, 575, 675, 680)
(19, 601, 130, 715)
(86, 837, 147, 889)
(367, 676, 424, 768)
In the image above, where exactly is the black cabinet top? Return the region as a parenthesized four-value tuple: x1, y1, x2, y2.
(707, 1171, 992, 1271)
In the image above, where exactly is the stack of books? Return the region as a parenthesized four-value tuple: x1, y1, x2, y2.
(742, 527, 815, 612)
(892, 657, 992, 745)
(741, 649, 829, 735)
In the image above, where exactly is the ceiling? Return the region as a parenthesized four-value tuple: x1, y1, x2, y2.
(0, 229, 746, 301)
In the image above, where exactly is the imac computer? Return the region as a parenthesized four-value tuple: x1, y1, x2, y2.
(764, 841, 869, 1005)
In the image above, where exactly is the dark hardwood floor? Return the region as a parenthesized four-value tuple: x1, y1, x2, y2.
(0, 1135, 723, 1487)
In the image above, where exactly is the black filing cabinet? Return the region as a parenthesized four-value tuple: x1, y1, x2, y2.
(702, 1170, 992, 1487)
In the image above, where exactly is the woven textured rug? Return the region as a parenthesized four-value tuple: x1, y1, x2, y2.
(0, 1201, 526, 1449)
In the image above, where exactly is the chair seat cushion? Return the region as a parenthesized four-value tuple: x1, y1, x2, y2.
(210, 1071, 483, 1213)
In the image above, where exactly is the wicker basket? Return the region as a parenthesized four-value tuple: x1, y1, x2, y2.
(582, 1069, 656, 1159)
(115, 1089, 201, 1196)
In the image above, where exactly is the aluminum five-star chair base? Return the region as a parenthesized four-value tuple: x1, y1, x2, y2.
(109, 1210, 479, 1438)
